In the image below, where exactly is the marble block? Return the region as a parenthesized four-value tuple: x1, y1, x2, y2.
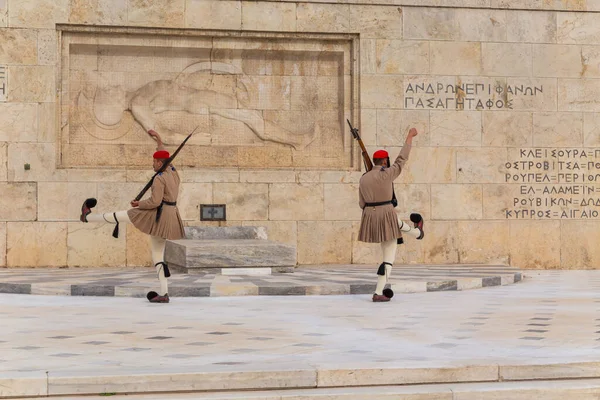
(165, 239, 297, 273)
(184, 226, 268, 240)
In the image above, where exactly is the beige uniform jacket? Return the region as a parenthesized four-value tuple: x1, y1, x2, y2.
(357, 145, 411, 243)
(128, 165, 185, 240)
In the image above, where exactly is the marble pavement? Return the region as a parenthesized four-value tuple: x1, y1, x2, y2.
(3, 270, 600, 398)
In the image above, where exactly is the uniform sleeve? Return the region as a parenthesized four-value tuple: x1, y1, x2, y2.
(385, 144, 411, 181)
(138, 176, 165, 210)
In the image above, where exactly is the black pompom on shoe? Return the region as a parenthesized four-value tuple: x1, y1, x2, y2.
(146, 291, 158, 301)
(410, 213, 425, 240)
(80, 198, 97, 222)
(382, 288, 394, 299)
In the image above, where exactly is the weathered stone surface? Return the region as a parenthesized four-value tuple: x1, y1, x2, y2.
(533, 112, 583, 147)
(559, 78, 600, 111)
(69, 0, 127, 24)
(37, 29, 57, 66)
(128, 0, 184, 27)
(360, 109, 377, 146)
(430, 42, 481, 76)
(396, 147, 457, 184)
(361, 75, 403, 109)
(165, 239, 296, 270)
(421, 221, 458, 264)
(584, 112, 600, 146)
(126, 224, 151, 267)
(509, 220, 561, 268)
(0, 183, 36, 221)
(96, 182, 139, 212)
(349, 5, 403, 39)
(178, 183, 212, 221)
(0, 28, 37, 64)
(361, 39, 376, 74)
(557, 12, 600, 44)
(213, 183, 269, 221)
(298, 221, 352, 264)
(561, 220, 600, 268)
(242, 2, 296, 32)
(186, 0, 241, 30)
(181, 168, 240, 183)
(240, 170, 295, 183)
(7, 222, 67, 267)
(482, 111, 533, 147)
(0, 222, 5, 266)
(533, 44, 583, 78)
(0, 103, 37, 142)
(7, 66, 54, 102)
(239, 76, 291, 110)
(376, 40, 429, 75)
(269, 183, 324, 221)
(457, 221, 509, 264)
(491, 0, 587, 11)
(403, 7, 457, 40)
(482, 43, 532, 77)
(0, 143, 5, 182)
(376, 110, 429, 147)
(184, 226, 268, 240)
(395, 184, 431, 220)
(67, 222, 126, 267)
(0, 0, 6, 27)
(37, 182, 96, 221)
(324, 184, 361, 221)
(242, 220, 297, 246)
(457, 148, 508, 183)
(431, 184, 483, 220)
(457, 9, 507, 42)
(430, 111, 482, 147)
(506, 10, 557, 43)
(507, 78, 558, 111)
(8, 0, 68, 29)
(296, 3, 350, 33)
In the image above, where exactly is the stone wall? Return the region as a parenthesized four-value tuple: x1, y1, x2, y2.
(2, 0, 600, 269)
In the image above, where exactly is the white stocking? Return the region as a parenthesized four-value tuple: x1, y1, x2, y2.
(375, 239, 396, 295)
(150, 236, 168, 296)
(399, 218, 421, 239)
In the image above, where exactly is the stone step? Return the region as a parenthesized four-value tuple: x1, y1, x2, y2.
(184, 226, 268, 240)
(165, 239, 297, 274)
(41, 379, 600, 400)
(8, 364, 600, 399)
(40, 379, 600, 400)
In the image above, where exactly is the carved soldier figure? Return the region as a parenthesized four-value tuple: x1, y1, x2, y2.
(79, 129, 185, 303)
(358, 127, 424, 303)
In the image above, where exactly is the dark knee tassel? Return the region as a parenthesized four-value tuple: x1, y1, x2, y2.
(112, 212, 119, 238)
(377, 263, 386, 276)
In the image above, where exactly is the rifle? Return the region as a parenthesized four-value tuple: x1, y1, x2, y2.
(134, 126, 198, 202)
(347, 119, 373, 172)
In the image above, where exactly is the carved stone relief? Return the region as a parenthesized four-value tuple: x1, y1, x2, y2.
(59, 28, 357, 169)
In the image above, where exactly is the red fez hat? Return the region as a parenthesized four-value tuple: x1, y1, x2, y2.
(373, 149, 389, 159)
(153, 150, 170, 159)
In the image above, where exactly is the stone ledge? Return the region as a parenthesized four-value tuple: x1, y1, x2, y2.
(8, 362, 600, 398)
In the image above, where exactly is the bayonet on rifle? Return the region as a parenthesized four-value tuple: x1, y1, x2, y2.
(347, 119, 373, 172)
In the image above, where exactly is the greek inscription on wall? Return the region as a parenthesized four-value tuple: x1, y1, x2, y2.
(504, 148, 600, 219)
(0, 65, 6, 102)
(404, 80, 542, 111)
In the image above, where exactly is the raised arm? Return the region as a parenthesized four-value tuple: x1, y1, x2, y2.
(386, 127, 418, 181)
(148, 129, 166, 151)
